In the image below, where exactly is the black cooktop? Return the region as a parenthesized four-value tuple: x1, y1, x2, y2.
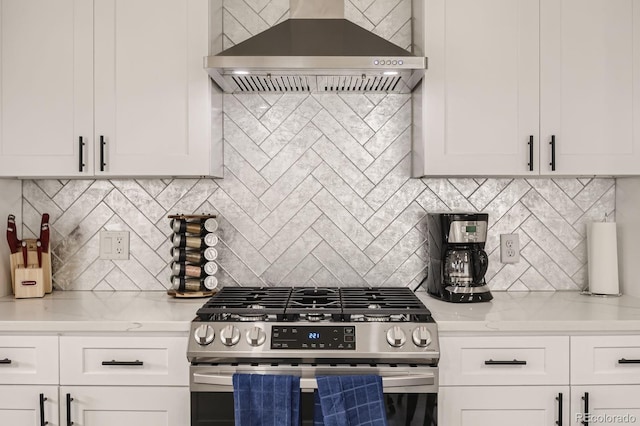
(195, 286, 433, 323)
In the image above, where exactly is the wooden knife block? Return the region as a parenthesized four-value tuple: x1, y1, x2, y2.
(11, 239, 52, 298)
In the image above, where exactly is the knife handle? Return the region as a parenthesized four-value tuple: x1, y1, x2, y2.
(40, 214, 50, 253)
(7, 214, 20, 253)
(21, 241, 28, 267)
(36, 240, 43, 268)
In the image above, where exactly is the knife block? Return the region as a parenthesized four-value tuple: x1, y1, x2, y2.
(11, 238, 52, 298)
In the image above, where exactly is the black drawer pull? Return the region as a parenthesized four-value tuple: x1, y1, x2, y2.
(527, 135, 534, 171)
(556, 392, 563, 426)
(100, 135, 106, 172)
(40, 393, 48, 426)
(549, 135, 556, 171)
(0, 358, 11, 364)
(66, 393, 73, 426)
(618, 358, 640, 364)
(78, 136, 85, 172)
(102, 360, 144, 366)
(581, 392, 589, 425)
(484, 359, 527, 365)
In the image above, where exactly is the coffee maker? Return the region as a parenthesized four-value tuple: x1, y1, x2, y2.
(423, 213, 492, 303)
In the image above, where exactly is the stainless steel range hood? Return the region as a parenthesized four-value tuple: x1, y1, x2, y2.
(205, 0, 426, 94)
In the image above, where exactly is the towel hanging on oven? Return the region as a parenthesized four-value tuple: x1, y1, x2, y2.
(232, 373, 301, 426)
(314, 375, 388, 426)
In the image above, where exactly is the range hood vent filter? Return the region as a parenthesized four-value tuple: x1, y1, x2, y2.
(226, 74, 407, 93)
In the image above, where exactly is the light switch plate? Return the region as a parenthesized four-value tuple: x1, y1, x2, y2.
(99, 231, 130, 260)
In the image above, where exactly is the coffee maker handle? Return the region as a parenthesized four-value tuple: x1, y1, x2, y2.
(474, 249, 489, 282)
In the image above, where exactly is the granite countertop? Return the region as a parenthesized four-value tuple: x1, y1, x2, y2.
(1, 290, 640, 334)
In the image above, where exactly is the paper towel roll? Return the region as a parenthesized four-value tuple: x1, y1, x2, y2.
(587, 222, 620, 295)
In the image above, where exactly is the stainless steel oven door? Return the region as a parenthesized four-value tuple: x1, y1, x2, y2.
(190, 363, 438, 425)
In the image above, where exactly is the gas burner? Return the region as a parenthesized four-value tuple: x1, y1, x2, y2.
(305, 313, 326, 322)
(368, 303, 381, 310)
(234, 313, 268, 322)
(249, 304, 265, 310)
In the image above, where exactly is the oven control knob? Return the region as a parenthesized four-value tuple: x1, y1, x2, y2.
(386, 326, 406, 348)
(246, 326, 266, 347)
(194, 324, 215, 346)
(412, 326, 432, 347)
(220, 325, 241, 346)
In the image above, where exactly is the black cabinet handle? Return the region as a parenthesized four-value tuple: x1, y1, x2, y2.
(66, 393, 74, 426)
(582, 392, 589, 425)
(527, 135, 534, 171)
(484, 359, 527, 365)
(549, 135, 556, 171)
(101, 360, 144, 366)
(78, 137, 85, 172)
(556, 392, 563, 426)
(39, 393, 48, 426)
(100, 135, 106, 172)
(0, 358, 11, 364)
(619, 358, 640, 364)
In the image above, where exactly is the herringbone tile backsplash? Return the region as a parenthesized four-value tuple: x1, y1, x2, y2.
(21, 0, 615, 291)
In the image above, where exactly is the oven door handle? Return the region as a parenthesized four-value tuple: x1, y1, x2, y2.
(193, 372, 436, 390)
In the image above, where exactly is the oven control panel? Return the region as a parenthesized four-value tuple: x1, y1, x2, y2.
(271, 326, 355, 350)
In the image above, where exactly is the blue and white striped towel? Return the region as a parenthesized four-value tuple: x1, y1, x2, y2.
(314, 375, 388, 426)
(232, 373, 301, 426)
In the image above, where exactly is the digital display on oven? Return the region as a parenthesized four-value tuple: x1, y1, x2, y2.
(271, 326, 355, 350)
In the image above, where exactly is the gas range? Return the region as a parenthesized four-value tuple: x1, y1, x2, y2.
(187, 286, 439, 365)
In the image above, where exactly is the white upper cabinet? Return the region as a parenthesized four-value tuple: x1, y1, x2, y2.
(540, 0, 640, 175)
(416, 0, 540, 176)
(94, 0, 211, 177)
(0, 0, 93, 177)
(415, 0, 640, 176)
(0, 0, 215, 178)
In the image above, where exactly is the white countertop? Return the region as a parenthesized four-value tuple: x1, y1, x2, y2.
(419, 290, 640, 334)
(0, 291, 202, 333)
(1, 290, 640, 334)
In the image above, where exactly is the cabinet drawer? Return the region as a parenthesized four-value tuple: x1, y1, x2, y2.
(60, 336, 188, 386)
(571, 335, 640, 385)
(0, 336, 58, 384)
(439, 336, 569, 386)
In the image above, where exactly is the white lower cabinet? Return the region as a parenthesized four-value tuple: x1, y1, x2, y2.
(569, 386, 640, 426)
(60, 386, 189, 426)
(439, 335, 570, 425)
(440, 334, 640, 425)
(0, 385, 59, 426)
(0, 333, 190, 425)
(440, 386, 569, 426)
(59, 335, 190, 426)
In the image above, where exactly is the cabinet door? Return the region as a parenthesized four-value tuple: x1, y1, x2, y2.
(94, 0, 211, 177)
(0, 385, 58, 426)
(0, 0, 93, 177)
(418, 0, 540, 176)
(541, 0, 640, 175)
(61, 386, 189, 426)
(440, 386, 569, 426)
(570, 386, 640, 425)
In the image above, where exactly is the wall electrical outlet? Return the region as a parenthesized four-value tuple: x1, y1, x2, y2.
(99, 230, 130, 260)
(500, 233, 520, 264)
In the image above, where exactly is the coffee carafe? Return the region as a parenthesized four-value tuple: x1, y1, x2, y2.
(423, 213, 493, 303)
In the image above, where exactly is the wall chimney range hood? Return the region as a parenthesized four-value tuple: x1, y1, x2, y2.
(205, 0, 427, 94)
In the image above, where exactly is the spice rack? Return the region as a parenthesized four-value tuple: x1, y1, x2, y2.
(167, 214, 219, 298)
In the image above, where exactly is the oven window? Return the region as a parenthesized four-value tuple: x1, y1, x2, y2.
(191, 392, 437, 425)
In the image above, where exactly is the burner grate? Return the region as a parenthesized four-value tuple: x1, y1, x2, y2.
(196, 287, 292, 320)
(195, 286, 432, 323)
